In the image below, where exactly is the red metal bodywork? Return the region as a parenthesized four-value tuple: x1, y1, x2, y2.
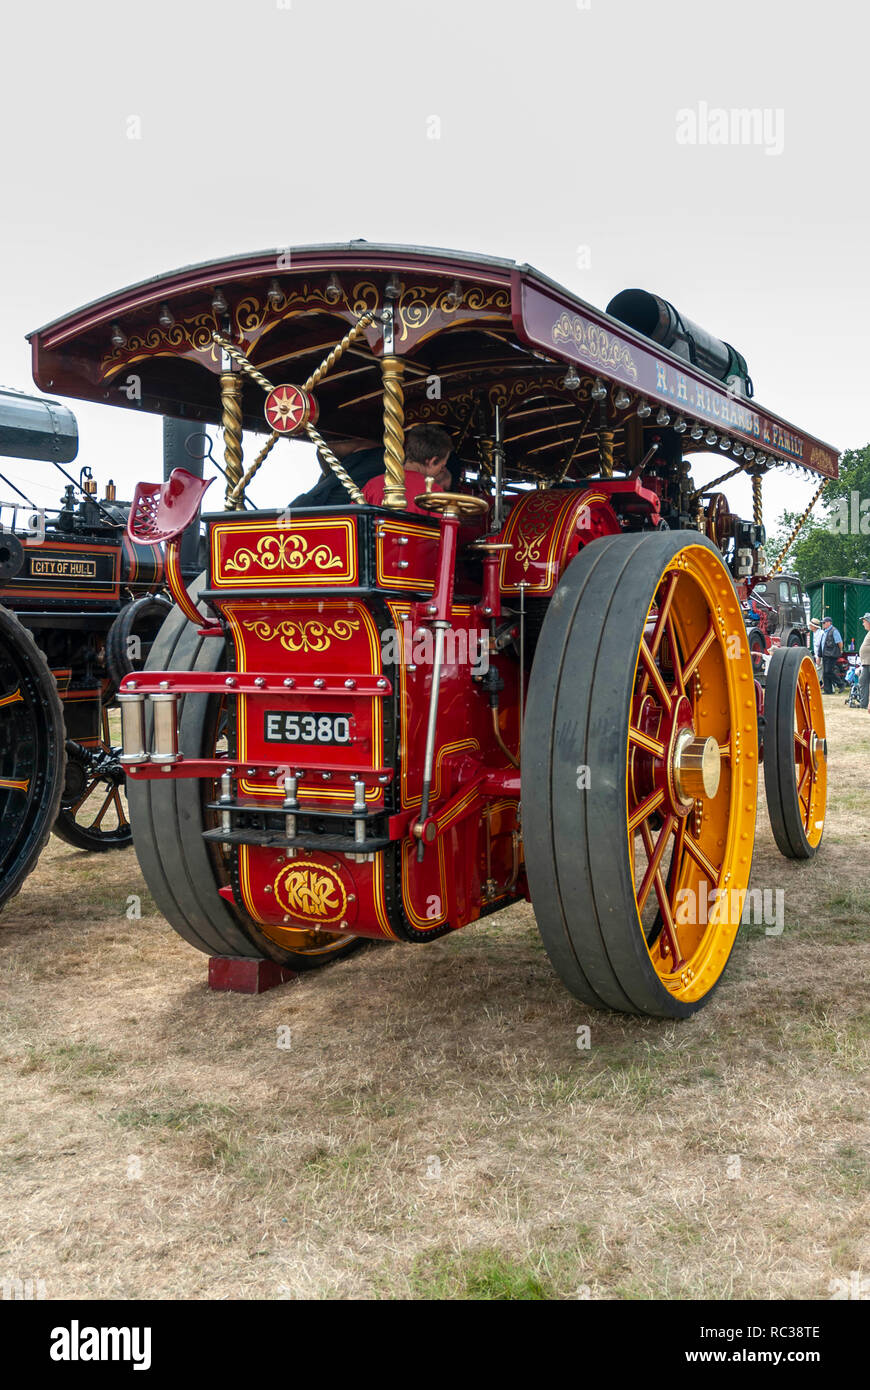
(124, 503, 527, 943)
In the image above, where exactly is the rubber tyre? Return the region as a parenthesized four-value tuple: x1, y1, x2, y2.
(748, 629, 767, 683)
(763, 645, 826, 859)
(106, 594, 173, 688)
(522, 531, 757, 1019)
(0, 606, 66, 911)
(126, 576, 362, 970)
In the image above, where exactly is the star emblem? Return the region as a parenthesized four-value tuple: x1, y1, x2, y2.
(264, 384, 311, 434)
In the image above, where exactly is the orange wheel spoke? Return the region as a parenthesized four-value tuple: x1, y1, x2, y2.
(70, 779, 99, 814)
(684, 831, 719, 883)
(111, 788, 128, 829)
(638, 640, 673, 712)
(653, 870, 685, 968)
(796, 681, 811, 730)
(90, 788, 116, 830)
(637, 814, 676, 910)
(683, 620, 716, 683)
(796, 761, 811, 801)
(648, 573, 678, 661)
(666, 612, 685, 698)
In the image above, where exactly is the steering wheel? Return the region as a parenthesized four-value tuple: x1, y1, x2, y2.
(414, 491, 489, 519)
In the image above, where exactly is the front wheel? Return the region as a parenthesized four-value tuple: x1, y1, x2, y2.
(0, 607, 66, 910)
(53, 705, 131, 852)
(522, 532, 758, 1019)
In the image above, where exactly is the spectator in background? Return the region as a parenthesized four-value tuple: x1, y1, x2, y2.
(808, 618, 822, 664)
(820, 615, 846, 694)
(859, 613, 870, 712)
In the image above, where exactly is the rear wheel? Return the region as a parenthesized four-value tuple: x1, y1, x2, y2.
(523, 532, 757, 1018)
(126, 578, 362, 970)
(748, 628, 767, 681)
(763, 646, 827, 859)
(0, 607, 65, 911)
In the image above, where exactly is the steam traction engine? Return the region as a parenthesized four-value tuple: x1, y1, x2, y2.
(0, 388, 175, 909)
(28, 247, 836, 1016)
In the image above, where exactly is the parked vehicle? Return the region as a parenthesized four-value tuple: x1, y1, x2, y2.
(742, 570, 810, 678)
(27, 246, 837, 1015)
(806, 574, 870, 655)
(0, 389, 196, 909)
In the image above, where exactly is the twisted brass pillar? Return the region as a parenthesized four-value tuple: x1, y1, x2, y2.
(598, 428, 614, 479)
(752, 471, 763, 529)
(381, 355, 406, 509)
(220, 371, 244, 508)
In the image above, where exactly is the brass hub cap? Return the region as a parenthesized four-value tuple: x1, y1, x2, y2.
(672, 732, 721, 806)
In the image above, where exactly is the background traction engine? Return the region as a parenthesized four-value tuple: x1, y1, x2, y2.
(0, 389, 187, 910)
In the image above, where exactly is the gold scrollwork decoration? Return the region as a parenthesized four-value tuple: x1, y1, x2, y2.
(225, 533, 343, 575)
(241, 617, 360, 653)
(552, 313, 638, 380)
(100, 282, 372, 381)
(510, 493, 564, 573)
(100, 310, 223, 378)
(364, 282, 511, 343)
(514, 535, 546, 572)
(99, 278, 512, 381)
(409, 372, 590, 430)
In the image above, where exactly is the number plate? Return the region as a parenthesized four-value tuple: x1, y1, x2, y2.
(263, 710, 353, 746)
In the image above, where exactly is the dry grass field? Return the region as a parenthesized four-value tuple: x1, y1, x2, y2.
(1, 700, 867, 1301)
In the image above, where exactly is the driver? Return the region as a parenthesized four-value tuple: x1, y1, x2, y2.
(362, 424, 453, 513)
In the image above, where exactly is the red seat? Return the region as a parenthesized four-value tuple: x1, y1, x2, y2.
(127, 468, 213, 545)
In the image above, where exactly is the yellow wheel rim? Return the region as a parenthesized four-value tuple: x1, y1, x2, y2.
(626, 544, 757, 1005)
(794, 654, 827, 849)
(256, 921, 358, 957)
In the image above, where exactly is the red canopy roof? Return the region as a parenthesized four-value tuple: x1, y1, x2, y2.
(28, 243, 839, 481)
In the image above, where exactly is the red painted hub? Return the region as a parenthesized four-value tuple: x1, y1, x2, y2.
(264, 383, 318, 435)
(630, 691, 696, 820)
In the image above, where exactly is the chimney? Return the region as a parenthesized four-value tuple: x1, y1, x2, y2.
(163, 417, 205, 576)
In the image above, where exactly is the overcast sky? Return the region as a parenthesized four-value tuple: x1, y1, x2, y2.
(1, 0, 866, 529)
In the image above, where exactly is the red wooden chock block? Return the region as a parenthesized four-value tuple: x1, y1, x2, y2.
(208, 956, 298, 995)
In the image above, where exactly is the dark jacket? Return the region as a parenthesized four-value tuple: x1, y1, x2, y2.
(289, 448, 387, 508)
(289, 449, 463, 508)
